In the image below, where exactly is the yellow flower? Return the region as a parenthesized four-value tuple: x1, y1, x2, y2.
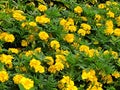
(79, 45, 89, 53)
(103, 50, 109, 55)
(0, 54, 13, 65)
(112, 1, 118, 5)
(81, 23, 91, 31)
(8, 48, 19, 54)
(88, 49, 99, 57)
(105, 20, 113, 28)
(112, 71, 120, 78)
(61, 76, 74, 85)
(114, 28, 120, 36)
(21, 40, 28, 47)
(81, 70, 89, 80)
(55, 62, 64, 71)
(45, 56, 54, 65)
(115, 16, 120, 26)
(20, 77, 34, 90)
(13, 11, 26, 21)
(13, 74, 24, 84)
(34, 65, 45, 73)
(74, 6, 83, 14)
(95, 14, 101, 22)
(96, 23, 102, 27)
(107, 11, 114, 18)
(81, 16, 87, 21)
(0, 32, 7, 40)
(38, 5, 47, 12)
(21, 22, 28, 28)
(29, 58, 41, 68)
(106, 1, 111, 6)
(68, 25, 77, 32)
(48, 65, 57, 73)
(77, 29, 86, 36)
(25, 50, 33, 56)
(29, 22, 37, 27)
(104, 75, 113, 84)
(36, 15, 50, 24)
(98, 3, 106, 9)
(4, 34, 15, 43)
(111, 51, 118, 59)
(66, 85, 78, 90)
(0, 70, 9, 82)
(38, 31, 49, 41)
(55, 54, 66, 63)
(104, 28, 113, 35)
(50, 40, 60, 50)
(67, 18, 74, 26)
(34, 47, 41, 53)
(60, 19, 67, 26)
(64, 34, 74, 43)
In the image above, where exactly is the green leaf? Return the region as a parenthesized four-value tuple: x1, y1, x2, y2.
(45, 5, 61, 18)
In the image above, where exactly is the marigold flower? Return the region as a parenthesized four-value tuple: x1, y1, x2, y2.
(0, 54, 13, 65)
(64, 34, 74, 43)
(95, 14, 102, 22)
(21, 40, 28, 47)
(107, 11, 114, 18)
(104, 28, 113, 35)
(58, 75, 78, 90)
(105, 20, 113, 28)
(4, 34, 15, 43)
(60, 19, 67, 26)
(38, 5, 47, 12)
(34, 47, 41, 52)
(81, 23, 91, 31)
(55, 62, 64, 71)
(29, 22, 37, 27)
(111, 51, 118, 59)
(98, 3, 106, 9)
(106, 1, 111, 6)
(114, 28, 120, 36)
(25, 50, 33, 56)
(104, 75, 113, 84)
(38, 31, 49, 41)
(81, 16, 87, 21)
(50, 40, 60, 50)
(13, 74, 24, 84)
(74, 6, 83, 14)
(77, 29, 86, 36)
(8, 48, 19, 54)
(20, 77, 34, 90)
(29, 58, 41, 68)
(0, 70, 9, 82)
(36, 15, 50, 24)
(45, 56, 54, 65)
(13, 10, 26, 21)
(116, 16, 120, 26)
(112, 71, 120, 78)
(34, 65, 45, 73)
(48, 65, 57, 73)
(21, 22, 28, 28)
(68, 25, 77, 32)
(79, 45, 89, 53)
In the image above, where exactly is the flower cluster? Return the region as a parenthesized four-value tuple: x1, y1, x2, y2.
(29, 58, 45, 73)
(0, 32, 15, 43)
(13, 74, 34, 90)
